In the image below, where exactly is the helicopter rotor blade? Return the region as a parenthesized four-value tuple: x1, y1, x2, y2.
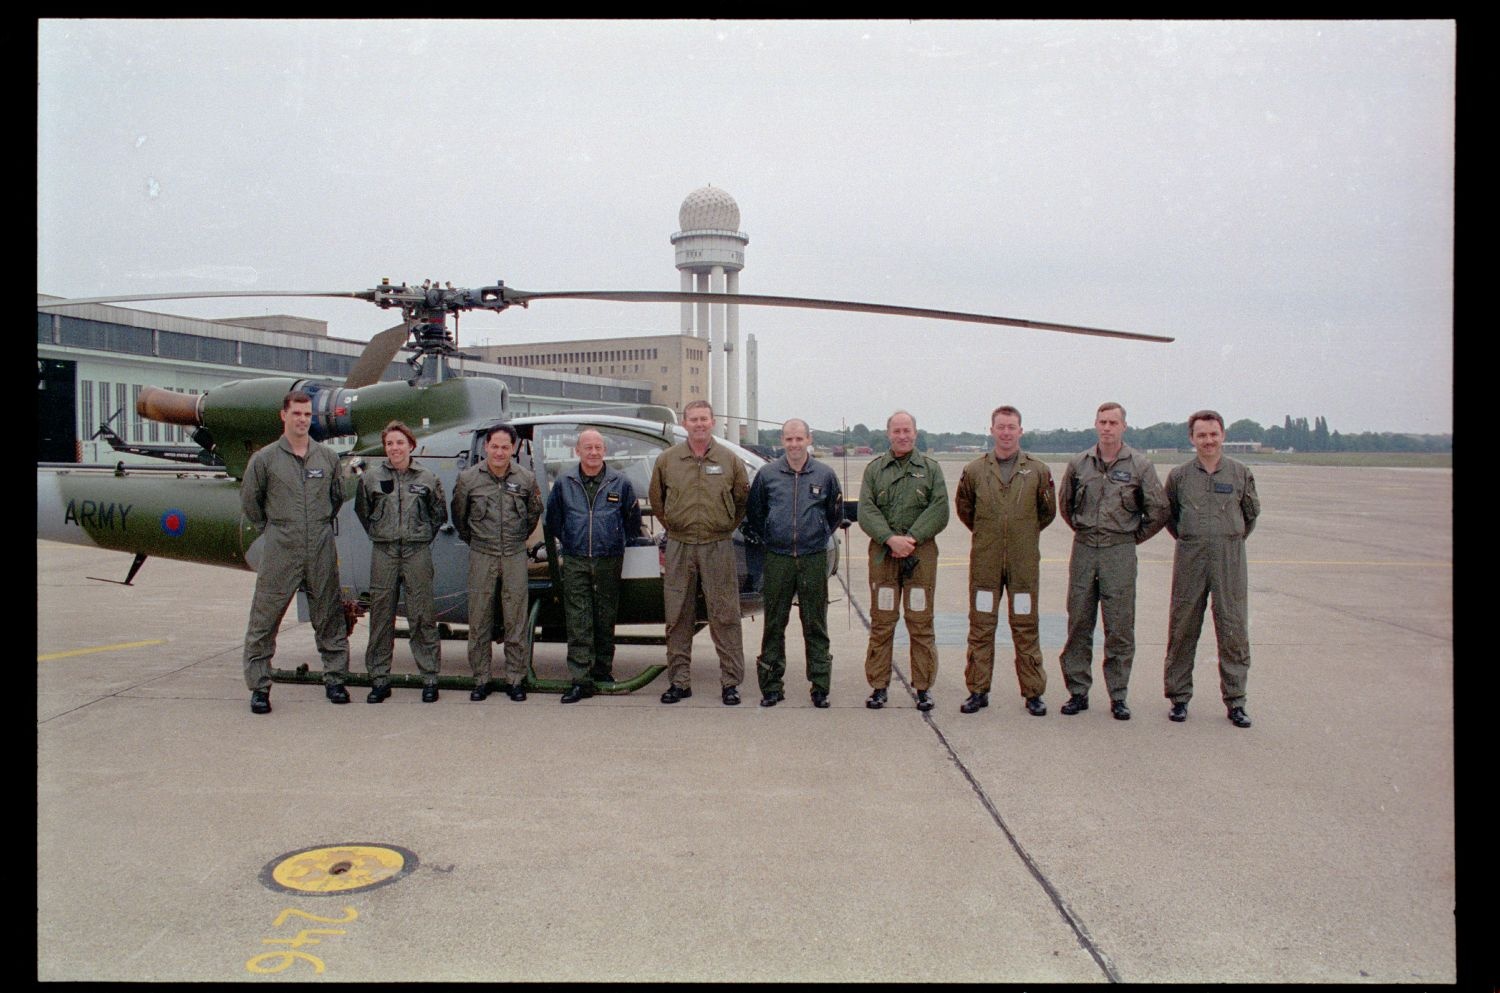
(36, 283, 1174, 343)
(502, 289, 1174, 343)
(344, 323, 412, 389)
(36, 290, 378, 308)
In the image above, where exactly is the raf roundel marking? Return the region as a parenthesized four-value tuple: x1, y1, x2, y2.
(259, 843, 418, 896)
(160, 508, 187, 536)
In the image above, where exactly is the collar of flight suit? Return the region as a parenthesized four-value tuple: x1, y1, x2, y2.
(878, 448, 931, 472)
(380, 457, 424, 475)
(1190, 456, 1226, 476)
(678, 438, 728, 463)
(1088, 442, 1139, 469)
(481, 459, 521, 482)
(275, 434, 319, 460)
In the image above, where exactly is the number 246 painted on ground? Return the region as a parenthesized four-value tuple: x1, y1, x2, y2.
(245, 906, 359, 975)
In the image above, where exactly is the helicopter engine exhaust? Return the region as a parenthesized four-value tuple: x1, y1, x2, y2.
(136, 385, 204, 426)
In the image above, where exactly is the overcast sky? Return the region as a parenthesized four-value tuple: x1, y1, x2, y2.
(38, 19, 1454, 435)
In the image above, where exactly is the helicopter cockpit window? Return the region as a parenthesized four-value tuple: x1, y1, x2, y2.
(532, 424, 668, 506)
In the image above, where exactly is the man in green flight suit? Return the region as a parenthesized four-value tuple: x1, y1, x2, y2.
(451, 423, 543, 702)
(240, 390, 350, 715)
(1057, 401, 1170, 721)
(355, 420, 447, 704)
(859, 410, 949, 712)
(1162, 409, 1261, 728)
(954, 405, 1057, 717)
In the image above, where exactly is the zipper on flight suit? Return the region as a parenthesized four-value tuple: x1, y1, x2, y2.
(790, 464, 800, 556)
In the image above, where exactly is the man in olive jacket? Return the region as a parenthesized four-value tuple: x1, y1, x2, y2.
(858, 410, 949, 712)
(451, 423, 543, 702)
(647, 401, 750, 706)
(355, 420, 447, 704)
(1057, 402, 1169, 721)
(954, 405, 1057, 717)
(240, 390, 350, 714)
(1162, 410, 1261, 728)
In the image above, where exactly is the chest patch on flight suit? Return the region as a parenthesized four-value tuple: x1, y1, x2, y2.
(408, 483, 429, 495)
(306, 468, 326, 479)
(703, 464, 724, 475)
(1213, 481, 1235, 494)
(504, 481, 523, 493)
(810, 484, 823, 496)
(1108, 469, 1133, 483)
(606, 492, 621, 502)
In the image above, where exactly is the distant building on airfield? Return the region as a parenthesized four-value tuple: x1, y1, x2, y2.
(467, 333, 709, 420)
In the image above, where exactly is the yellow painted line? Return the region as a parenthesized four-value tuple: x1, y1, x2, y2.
(928, 557, 1449, 568)
(1245, 559, 1450, 567)
(38, 639, 166, 662)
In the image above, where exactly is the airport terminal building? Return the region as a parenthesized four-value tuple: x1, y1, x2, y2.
(468, 335, 710, 417)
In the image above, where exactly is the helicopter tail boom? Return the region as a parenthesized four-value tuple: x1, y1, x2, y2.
(38, 467, 255, 571)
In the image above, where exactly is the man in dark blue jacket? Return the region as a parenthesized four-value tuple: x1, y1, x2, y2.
(745, 418, 844, 708)
(543, 428, 644, 703)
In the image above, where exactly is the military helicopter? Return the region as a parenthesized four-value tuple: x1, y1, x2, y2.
(36, 279, 1172, 694)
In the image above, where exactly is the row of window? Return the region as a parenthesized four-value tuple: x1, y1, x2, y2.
(40, 314, 359, 378)
(513, 346, 660, 367)
(558, 364, 646, 377)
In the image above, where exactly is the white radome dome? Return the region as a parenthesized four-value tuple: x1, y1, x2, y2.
(678, 185, 741, 232)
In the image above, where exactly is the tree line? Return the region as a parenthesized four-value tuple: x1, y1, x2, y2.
(759, 415, 1452, 454)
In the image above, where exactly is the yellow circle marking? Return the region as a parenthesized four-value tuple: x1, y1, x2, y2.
(269, 845, 410, 894)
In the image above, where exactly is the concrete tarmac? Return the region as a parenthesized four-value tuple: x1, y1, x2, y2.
(36, 461, 1454, 982)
